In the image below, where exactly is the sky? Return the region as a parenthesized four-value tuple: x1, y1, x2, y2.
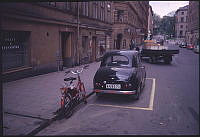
(149, 1, 189, 18)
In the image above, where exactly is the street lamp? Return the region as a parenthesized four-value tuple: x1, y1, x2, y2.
(77, 2, 80, 65)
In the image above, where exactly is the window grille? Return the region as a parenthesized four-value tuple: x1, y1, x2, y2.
(1, 31, 30, 72)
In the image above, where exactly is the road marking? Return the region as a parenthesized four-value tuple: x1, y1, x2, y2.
(88, 104, 152, 111)
(89, 78, 156, 111)
(146, 78, 156, 110)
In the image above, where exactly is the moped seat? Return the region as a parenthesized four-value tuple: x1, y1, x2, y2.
(64, 77, 76, 81)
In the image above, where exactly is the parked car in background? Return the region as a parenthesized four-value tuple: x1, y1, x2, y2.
(179, 42, 187, 48)
(187, 44, 194, 50)
(193, 40, 199, 53)
(93, 50, 146, 100)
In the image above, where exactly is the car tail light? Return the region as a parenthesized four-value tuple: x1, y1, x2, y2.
(95, 82, 101, 86)
(95, 82, 102, 88)
(124, 83, 132, 89)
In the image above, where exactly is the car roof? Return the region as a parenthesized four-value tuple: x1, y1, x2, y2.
(104, 50, 139, 57)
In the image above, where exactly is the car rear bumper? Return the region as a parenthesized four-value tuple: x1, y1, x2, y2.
(94, 89, 136, 95)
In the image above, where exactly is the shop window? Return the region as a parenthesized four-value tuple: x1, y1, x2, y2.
(48, 2, 56, 7)
(1, 31, 30, 72)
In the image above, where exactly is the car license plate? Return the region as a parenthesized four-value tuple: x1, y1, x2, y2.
(106, 84, 121, 89)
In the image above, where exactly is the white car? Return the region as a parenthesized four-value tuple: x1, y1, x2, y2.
(193, 44, 199, 53)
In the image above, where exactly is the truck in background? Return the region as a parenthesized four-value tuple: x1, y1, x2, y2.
(141, 39, 179, 64)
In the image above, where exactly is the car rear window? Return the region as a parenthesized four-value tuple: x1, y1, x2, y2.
(104, 55, 129, 67)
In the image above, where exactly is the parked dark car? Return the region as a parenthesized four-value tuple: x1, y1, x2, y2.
(179, 42, 187, 48)
(193, 40, 199, 53)
(93, 50, 146, 100)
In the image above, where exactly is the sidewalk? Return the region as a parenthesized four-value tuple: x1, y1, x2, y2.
(3, 61, 101, 135)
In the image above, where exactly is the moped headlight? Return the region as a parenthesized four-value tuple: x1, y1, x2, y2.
(69, 84, 75, 90)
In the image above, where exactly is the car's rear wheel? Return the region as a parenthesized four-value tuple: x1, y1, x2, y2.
(142, 73, 146, 90)
(164, 56, 172, 64)
(135, 85, 141, 100)
(129, 85, 141, 100)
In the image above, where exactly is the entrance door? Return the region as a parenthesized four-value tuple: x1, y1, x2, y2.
(91, 36, 97, 62)
(61, 32, 71, 67)
(81, 36, 89, 64)
(116, 33, 122, 50)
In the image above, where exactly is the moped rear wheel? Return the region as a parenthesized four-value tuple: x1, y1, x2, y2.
(64, 95, 73, 118)
(55, 94, 73, 120)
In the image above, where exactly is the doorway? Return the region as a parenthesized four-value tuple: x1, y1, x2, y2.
(116, 33, 122, 50)
(91, 36, 97, 62)
(61, 32, 72, 67)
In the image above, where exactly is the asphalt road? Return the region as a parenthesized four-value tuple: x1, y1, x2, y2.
(36, 44, 199, 135)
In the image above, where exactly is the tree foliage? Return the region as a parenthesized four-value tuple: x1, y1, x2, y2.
(153, 13, 175, 38)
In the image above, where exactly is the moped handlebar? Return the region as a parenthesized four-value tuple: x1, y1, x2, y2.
(65, 65, 89, 75)
(71, 68, 83, 75)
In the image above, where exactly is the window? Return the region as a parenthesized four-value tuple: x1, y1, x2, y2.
(106, 2, 111, 22)
(48, 2, 56, 7)
(65, 2, 71, 10)
(123, 39, 126, 48)
(82, 2, 89, 16)
(114, 9, 124, 22)
(100, 1, 105, 7)
(104, 55, 129, 67)
(107, 3, 111, 11)
(114, 39, 117, 49)
(85, 2, 89, 16)
(102, 9, 105, 21)
(181, 17, 184, 22)
(180, 30, 183, 36)
(93, 2, 98, 19)
(99, 2, 105, 21)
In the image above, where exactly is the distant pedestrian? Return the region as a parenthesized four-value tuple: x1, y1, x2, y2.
(129, 39, 135, 50)
(136, 46, 140, 51)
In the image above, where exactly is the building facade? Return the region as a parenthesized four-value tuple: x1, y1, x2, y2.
(1, 2, 113, 81)
(174, 5, 189, 39)
(1, 1, 149, 82)
(112, 1, 149, 50)
(148, 5, 153, 37)
(185, 1, 199, 45)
